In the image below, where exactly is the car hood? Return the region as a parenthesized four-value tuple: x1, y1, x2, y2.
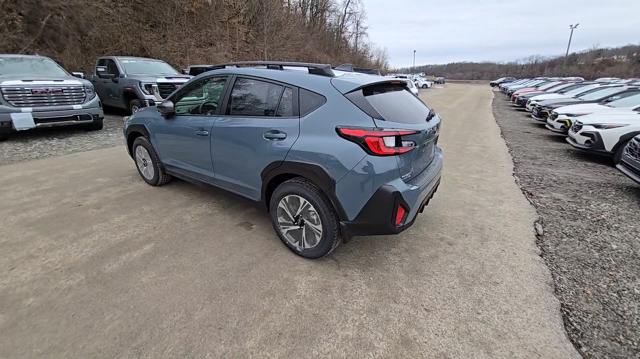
(530, 93, 569, 101)
(0, 74, 92, 87)
(555, 103, 611, 114)
(578, 110, 640, 125)
(125, 74, 191, 83)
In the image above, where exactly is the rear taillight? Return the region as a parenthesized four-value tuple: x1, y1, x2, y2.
(337, 127, 418, 156)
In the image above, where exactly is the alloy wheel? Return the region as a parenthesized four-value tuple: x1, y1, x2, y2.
(276, 195, 323, 250)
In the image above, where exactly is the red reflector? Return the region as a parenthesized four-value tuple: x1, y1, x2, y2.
(395, 205, 407, 227)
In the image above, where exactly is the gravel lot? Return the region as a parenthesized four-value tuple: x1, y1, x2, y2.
(0, 114, 124, 165)
(492, 94, 640, 358)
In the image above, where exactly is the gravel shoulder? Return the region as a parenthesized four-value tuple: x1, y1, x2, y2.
(492, 93, 640, 358)
(0, 114, 124, 166)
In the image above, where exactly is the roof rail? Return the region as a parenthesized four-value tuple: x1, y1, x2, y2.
(334, 63, 381, 76)
(209, 61, 335, 77)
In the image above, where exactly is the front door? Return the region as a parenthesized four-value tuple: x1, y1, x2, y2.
(152, 76, 228, 180)
(212, 77, 299, 200)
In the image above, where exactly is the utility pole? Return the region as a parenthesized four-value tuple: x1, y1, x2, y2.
(413, 50, 416, 73)
(565, 23, 579, 62)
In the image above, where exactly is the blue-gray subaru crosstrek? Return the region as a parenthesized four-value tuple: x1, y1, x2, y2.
(123, 61, 443, 258)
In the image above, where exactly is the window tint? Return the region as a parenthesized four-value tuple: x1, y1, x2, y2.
(276, 87, 294, 117)
(300, 89, 326, 116)
(228, 78, 283, 116)
(105, 59, 119, 76)
(174, 77, 226, 116)
(361, 83, 430, 124)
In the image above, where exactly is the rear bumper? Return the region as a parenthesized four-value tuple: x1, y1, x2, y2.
(340, 149, 443, 237)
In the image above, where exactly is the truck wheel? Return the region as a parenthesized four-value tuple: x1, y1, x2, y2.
(132, 136, 171, 186)
(0, 134, 8, 141)
(85, 118, 103, 131)
(422, 84, 428, 89)
(269, 178, 341, 259)
(129, 100, 143, 115)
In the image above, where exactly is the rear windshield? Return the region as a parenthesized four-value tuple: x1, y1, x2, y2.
(361, 83, 431, 124)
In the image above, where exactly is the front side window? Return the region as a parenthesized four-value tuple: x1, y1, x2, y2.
(228, 78, 284, 117)
(174, 77, 227, 116)
(578, 87, 623, 101)
(608, 93, 640, 108)
(105, 60, 120, 76)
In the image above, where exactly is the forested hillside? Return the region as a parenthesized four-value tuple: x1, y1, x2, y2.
(0, 0, 388, 72)
(406, 45, 640, 80)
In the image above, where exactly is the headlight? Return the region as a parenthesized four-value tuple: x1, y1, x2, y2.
(591, 123, 629, 129)
(140, 82, 158, 95)
(84, 85, 96, 100)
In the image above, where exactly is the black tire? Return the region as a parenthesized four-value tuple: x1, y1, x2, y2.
(0, 133, 8, 141)
(129, 99, 143, 115)
(269, 178, 341, 259)
(84, 118, 103, 131)
(131, 136, 171, 186)
(422, 84, 428, 89)
(613, 139, 630, 164)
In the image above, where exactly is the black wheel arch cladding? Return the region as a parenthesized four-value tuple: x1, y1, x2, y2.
(261, 161, 348, 221)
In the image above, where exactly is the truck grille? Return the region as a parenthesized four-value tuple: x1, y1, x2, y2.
(1, 86, 86, 107)
(624, 137, 640, 161)
(157, 83, 177, 99)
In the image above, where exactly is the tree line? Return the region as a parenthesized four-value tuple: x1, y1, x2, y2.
(400, 45, 640, 80)
(0, 0, 389, 73)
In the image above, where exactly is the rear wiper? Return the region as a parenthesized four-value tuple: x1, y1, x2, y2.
(426, 109, 435, 122)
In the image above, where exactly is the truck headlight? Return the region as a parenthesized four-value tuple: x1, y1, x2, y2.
(84, 85, 96, 100)
(140, 82, 158, 95)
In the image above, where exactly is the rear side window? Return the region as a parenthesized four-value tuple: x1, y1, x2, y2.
(228, 78, 283, 116)
(300, 89, 326, 116)
(356, 83, 431, 124)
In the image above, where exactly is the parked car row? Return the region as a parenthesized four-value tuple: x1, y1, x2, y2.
(493, 76, 640, 184)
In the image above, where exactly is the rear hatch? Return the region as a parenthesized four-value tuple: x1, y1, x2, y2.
(337, 79, 440, 181)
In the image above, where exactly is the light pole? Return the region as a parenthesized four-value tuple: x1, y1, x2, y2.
(412, 50, 416, 72)
(565, 23, 579, 60)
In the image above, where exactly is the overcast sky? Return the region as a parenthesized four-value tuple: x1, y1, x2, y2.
(364, 0, 640, 67)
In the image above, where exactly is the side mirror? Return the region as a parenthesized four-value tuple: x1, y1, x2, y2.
(96, 66, 114, 79)
(157, 100, 175, 117)
(71, 71, 85, 79)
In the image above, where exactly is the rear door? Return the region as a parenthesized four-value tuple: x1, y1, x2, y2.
(212, 76, 299, 200)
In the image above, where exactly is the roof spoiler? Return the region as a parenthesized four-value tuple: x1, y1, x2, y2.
(209, 61, 335, 77)
(334, 63, 381, 76)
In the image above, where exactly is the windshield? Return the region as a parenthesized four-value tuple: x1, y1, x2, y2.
(578, 87, 623, 101)
(0, 57, 68, 77)
(607, 93, 640, 108)
(120, 59, 178, 75)
(538, 81, 562, 90)
(565, 84, 600, 96)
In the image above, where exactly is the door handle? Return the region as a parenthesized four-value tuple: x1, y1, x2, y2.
(263, 130, 287, 141)
(195, 130, 209, 136)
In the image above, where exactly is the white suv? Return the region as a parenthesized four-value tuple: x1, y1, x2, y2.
(546, 93, 640, 133)
(566, 110, 640, 162)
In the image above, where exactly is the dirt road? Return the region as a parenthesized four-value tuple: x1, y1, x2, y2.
(0, 84, 578, 358)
